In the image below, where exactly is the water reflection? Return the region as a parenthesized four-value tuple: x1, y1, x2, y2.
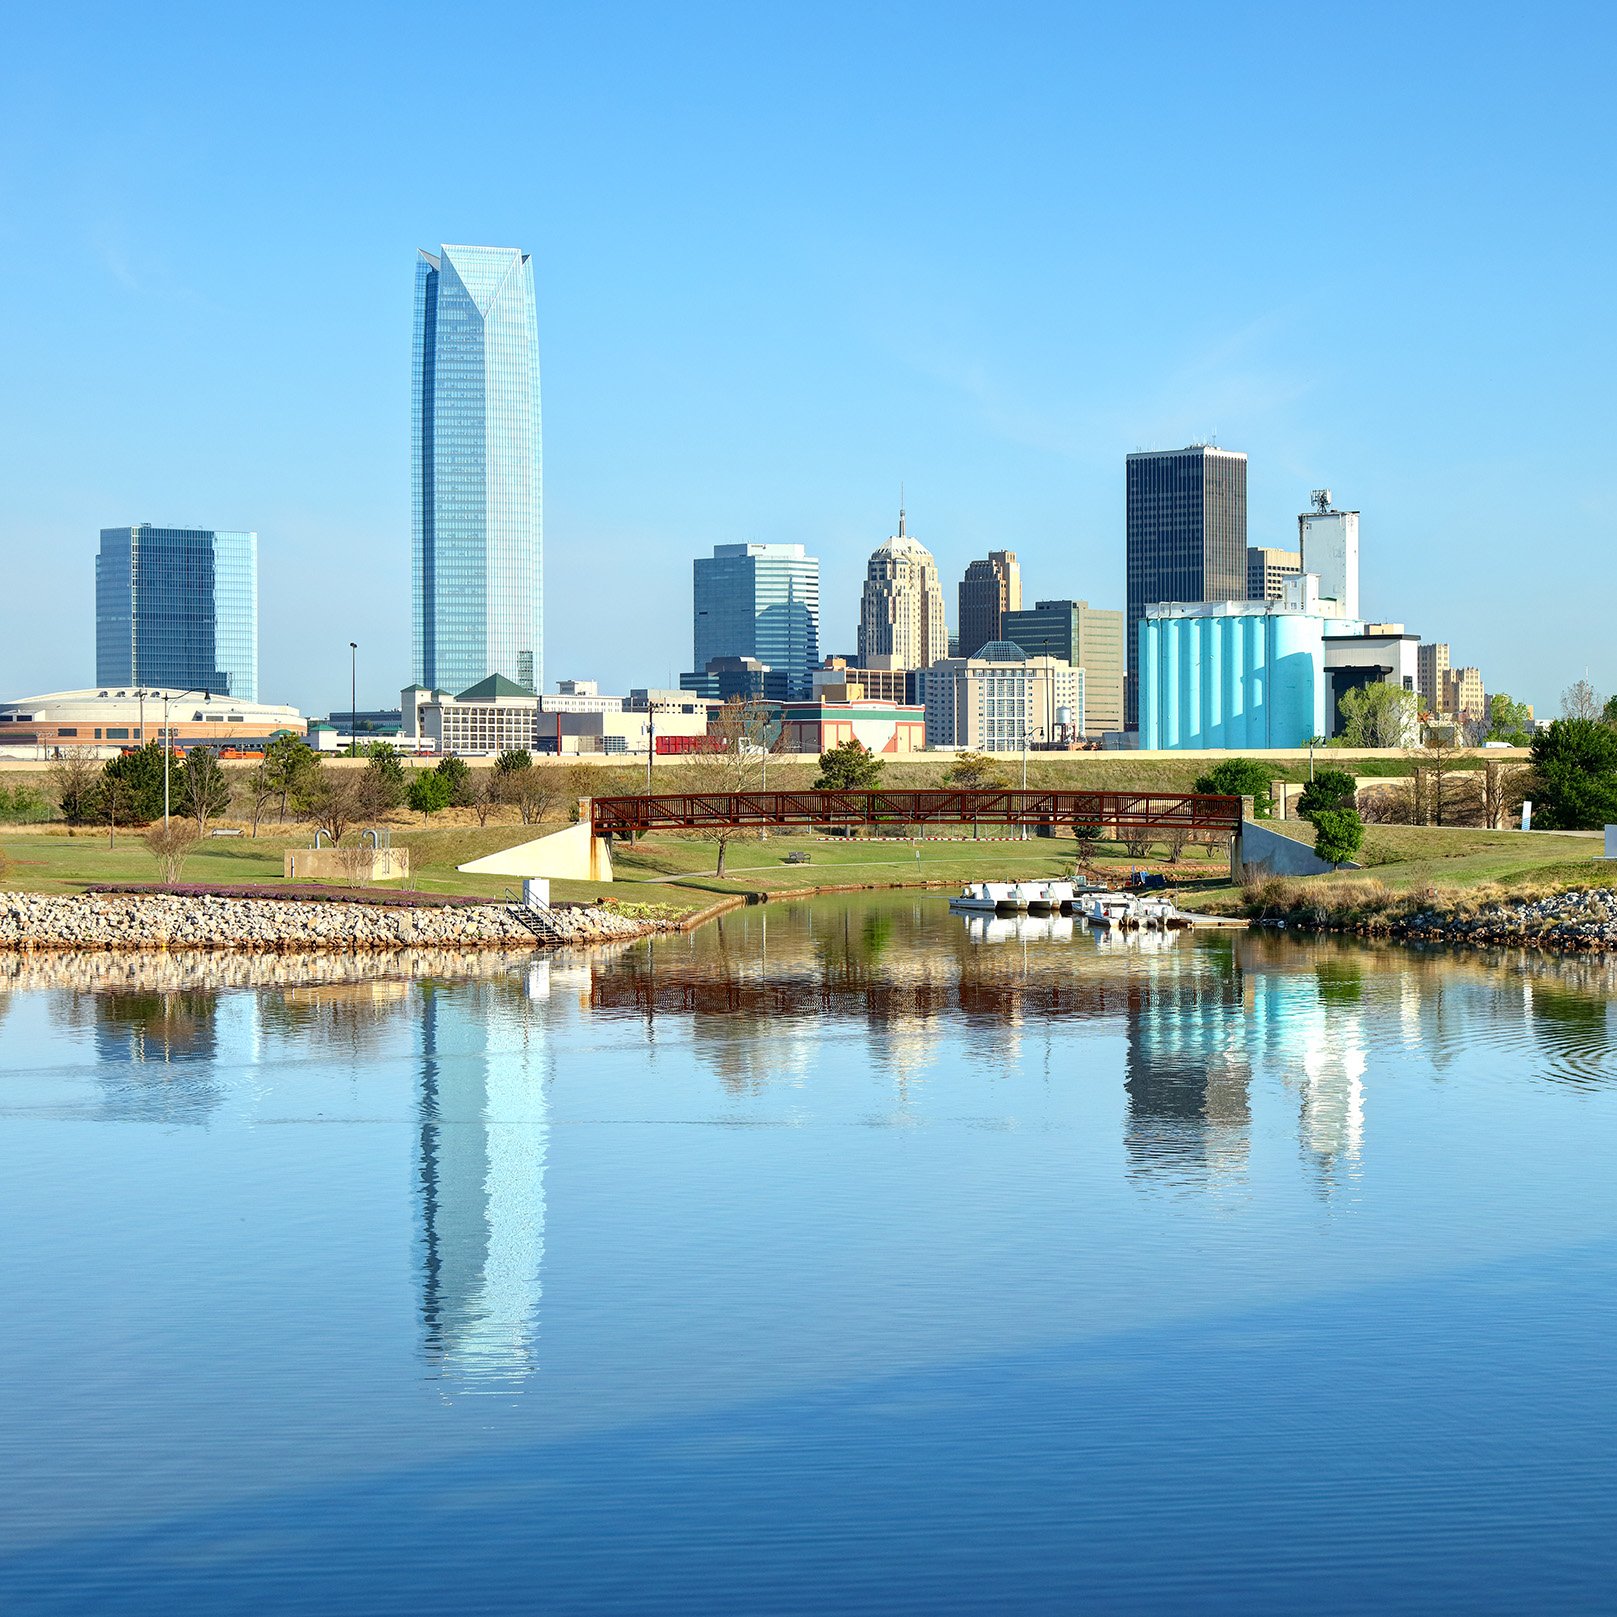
(417, 974, 550, 1389)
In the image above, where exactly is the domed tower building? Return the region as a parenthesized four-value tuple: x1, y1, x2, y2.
(857, 507, 948, 672)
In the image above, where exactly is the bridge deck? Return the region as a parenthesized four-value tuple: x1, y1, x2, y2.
(590, 788, 1242, 838)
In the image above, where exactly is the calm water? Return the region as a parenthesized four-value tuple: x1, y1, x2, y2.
(3, 895, 1617, 1614)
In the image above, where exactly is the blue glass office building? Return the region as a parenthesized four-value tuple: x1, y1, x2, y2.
(95, 525, 258, 700)
(413, 245, 543, 696)
(692, 543, 820, 700)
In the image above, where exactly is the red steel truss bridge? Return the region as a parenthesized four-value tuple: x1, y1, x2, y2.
(589, 788, 1243, 839)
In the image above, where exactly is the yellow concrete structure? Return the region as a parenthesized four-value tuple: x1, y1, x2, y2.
(284, 848, 411, 882)
(457, 815, 615, 883)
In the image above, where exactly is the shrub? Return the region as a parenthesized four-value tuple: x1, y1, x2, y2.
(814, 739, 884, 791)
(407, 770, 454, 817)
(1312, 807, 1365, 869)
(1194, 758, 1275, 818)
(433, 754, 474, 806)
(1296, 768, 1357, 822)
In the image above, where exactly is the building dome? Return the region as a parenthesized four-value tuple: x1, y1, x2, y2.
(976, 640, 1028, 663)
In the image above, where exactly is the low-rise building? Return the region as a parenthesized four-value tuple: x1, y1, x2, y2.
(811, 656, 915, 706)
(919, 642, 1083, 753)
(774, 699, 927, 756)
(0, 687, 304, 758)
(401, 678, 713, 757)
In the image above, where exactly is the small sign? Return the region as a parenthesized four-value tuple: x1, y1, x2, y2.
(1521, 800, 1532, 832)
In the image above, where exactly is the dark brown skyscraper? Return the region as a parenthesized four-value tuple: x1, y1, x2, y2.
(956, 550, 1022, 660)
(1124, 447, 1247, 728)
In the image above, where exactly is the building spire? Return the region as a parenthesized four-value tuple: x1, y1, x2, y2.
(898, 483, 906, 538)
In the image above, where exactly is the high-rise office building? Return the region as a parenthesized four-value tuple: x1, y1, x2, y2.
(1246, 547, 1302, 603)
(412, 244, 543, 697)
(691, 543, 820, 700)
(957, 551, 1021, 659)
(1298, 490, 1360, 620)
(95, 524, 258, 700)
(1417, 642, 1450, 714)
(1001, 599, 1125, 734)
(858, 510, 947, 672)
(1124, 446, 1247, 728)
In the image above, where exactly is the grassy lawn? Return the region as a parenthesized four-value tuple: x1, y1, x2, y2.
(1179, 824, 1610, 914)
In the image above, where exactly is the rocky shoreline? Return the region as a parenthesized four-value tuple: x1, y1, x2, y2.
(1255, 885, 1617, 953)
(0, 892, 681, 953)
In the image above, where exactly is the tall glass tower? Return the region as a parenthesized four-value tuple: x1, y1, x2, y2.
(692, 543, 821, 699)
(95, 524, 258, 700)
(413, 244, 543, 697)
(1124, 446, 1246, 728)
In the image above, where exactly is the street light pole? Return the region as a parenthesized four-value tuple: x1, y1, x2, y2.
(349, 642, 358, 757)
(162, 689, 208, 826)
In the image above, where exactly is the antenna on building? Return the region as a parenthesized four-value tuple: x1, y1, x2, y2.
(898, 483, 906, 538)
(1311, 489, 1332, 513)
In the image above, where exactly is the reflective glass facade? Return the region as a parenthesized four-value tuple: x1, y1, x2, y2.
(413, 245, 543, 696)
(95, 525, 258, 700)
(1124, 447, 1246, 728)
(692, 544, 820, 700)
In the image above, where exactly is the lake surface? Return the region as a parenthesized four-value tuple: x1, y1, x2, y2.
(3, 894, 1617, 1614)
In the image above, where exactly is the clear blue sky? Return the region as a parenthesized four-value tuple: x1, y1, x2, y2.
(3, 1, 1612, 717)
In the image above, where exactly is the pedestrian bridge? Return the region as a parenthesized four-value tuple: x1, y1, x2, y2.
(589, 788, 1243, 839)
(461, 789, 1246, 885)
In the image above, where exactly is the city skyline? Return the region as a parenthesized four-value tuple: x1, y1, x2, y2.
(3, 5, 1613, 718)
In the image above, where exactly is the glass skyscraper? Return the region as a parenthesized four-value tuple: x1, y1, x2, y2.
(413, 244, 543, 697)
(1124, 446, 1246, 728)
(691, 543, 820, 700)
(95, 524, 258, 700)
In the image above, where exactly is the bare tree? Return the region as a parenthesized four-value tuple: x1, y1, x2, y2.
(334, 843, 375, 888)
(469, 769, 504, 828)
(1421, 728, 1458, 826)
(1561, 678, 1603, 721)
(1482, 761, 1525, 830)
(309, 767, 392, 846)
(674, 697, 774, 877)
(505, 767, 561, 827)
(144, 820, 200, 884)
(236, 759, 278, 838)
(49, 747, 102, 831)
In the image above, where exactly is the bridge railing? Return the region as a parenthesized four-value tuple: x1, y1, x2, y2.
(590, 788, 1242, 838)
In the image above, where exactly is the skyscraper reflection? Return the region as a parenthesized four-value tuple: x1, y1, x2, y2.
(1123, 947, 1251, 1190)
(417, 977, 548, 1387)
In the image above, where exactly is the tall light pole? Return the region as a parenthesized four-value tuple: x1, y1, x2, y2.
(161, 689, 208, 826)
(349, 642, 358, 757)
(1019, 724, 1043, 840)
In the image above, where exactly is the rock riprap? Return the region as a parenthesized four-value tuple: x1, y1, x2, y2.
(0, 893, 677, 952)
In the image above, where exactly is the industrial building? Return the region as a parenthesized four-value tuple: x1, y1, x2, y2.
(401, 679, 713, 756)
